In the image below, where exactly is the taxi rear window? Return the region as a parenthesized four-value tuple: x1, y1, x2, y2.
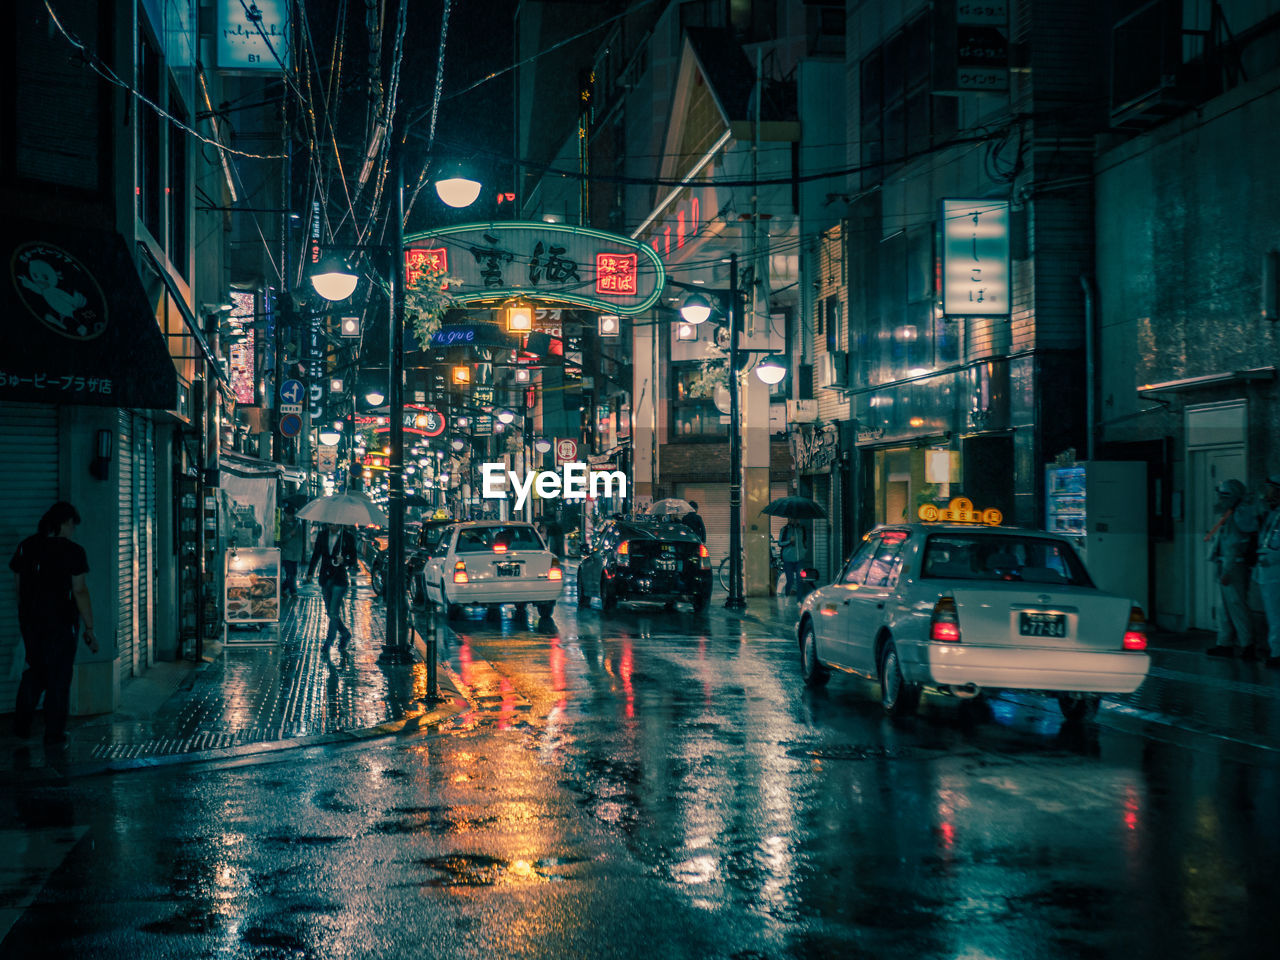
(456, 525, 545, 553)
(921, 534, 1093, 586)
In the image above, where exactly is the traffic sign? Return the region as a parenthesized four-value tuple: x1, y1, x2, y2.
(280, 379, 304, 404)
(279, 403, 303, 415)
(279, 413, 302, 437)
(555, 438, 578, 464)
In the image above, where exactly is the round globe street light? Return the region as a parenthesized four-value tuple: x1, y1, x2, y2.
(679, 292, 714, 325)
(534, 438, 552, 454)
(309, 255, 359, 302)
(318, 429, 342, 446)
(755, 357, 787, 385)
(497, 410, 516, 425)
(365, 389, 386, 405)
(435, 175, 483, 209)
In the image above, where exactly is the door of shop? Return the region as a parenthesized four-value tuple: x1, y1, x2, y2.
(1191, 445, 1247, 632)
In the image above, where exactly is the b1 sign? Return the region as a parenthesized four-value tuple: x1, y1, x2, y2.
(941, 199, 1010, 318)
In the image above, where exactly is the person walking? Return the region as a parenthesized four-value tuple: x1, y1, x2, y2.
(779, 519, 807, 597)
(9, 501, 98, 746)
(543, 511, 565, 558)
(682, 501, 707, 542)
(1255, 474, 1280, 669)
(1204, 478, 1260, 659)
(306, 522, 357, 651)
(279, 505, 306, 597)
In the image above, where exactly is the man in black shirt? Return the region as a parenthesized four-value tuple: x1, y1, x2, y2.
(306, 522, 358, 650)
(682, 501, 707, 542)
(10, 501, 98, 745)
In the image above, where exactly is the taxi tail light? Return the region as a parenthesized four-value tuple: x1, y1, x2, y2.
(698, 543, 710, 569)
(617, 540, 630, 565)
(548, 560, 563, 581)
(493, 542, 508, 554)
(453, 560, 469, 584)
(930, 597, 961, 642)
(1123, 607, 1148, 651)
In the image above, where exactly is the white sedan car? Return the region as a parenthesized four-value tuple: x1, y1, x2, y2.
(797, 523, 1150, 720)
(423, 521, 564, 621)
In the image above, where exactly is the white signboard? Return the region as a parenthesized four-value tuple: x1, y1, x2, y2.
(941, 199, 1010, 318)
(217, 0, 291, 73)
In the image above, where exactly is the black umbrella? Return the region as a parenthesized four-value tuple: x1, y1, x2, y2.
(404, 494, 431, 508)
(761, 495, 827, 519)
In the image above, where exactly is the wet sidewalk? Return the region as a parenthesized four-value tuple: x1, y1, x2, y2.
(716, 593, 1280, 756)
(0, 583, 467, 780)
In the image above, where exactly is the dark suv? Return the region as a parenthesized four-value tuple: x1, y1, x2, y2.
(577, 518, 712, 612)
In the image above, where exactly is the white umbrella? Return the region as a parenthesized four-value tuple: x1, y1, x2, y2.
(647, 498, 695, 517)
(296, 492, 387, 526)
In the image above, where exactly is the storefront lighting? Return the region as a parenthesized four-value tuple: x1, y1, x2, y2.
(505, 298, 534, 333)
(339, 316, 360, 337)
(598, 314, 620, 337)
(676, 322, 698, 342)
(514, 367, 531, 383)
(330, 378, 343, 393)
(452, 365, 471, 384)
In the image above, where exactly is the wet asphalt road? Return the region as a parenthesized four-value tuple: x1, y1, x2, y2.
(3, 595, 1280, 959)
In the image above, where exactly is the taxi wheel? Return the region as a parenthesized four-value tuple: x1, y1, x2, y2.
(536, 601, 556, 619)
(799, 622, 830, 688)
(1057, 693, 1100, 722)
(441, 582, 463, 621)
(691, 591, 710, 613)
(600, 576, 618, 613)
(880, 641, 921, 716)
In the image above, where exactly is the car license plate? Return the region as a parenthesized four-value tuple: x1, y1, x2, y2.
(495, 563, 521, 577)
(1019, 612, 1066, 637)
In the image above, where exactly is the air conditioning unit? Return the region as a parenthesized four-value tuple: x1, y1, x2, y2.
(819, 350, 848, 389)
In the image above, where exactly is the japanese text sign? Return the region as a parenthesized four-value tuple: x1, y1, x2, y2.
(941, 199, 1010, 318)
(403, 222, 665, 315)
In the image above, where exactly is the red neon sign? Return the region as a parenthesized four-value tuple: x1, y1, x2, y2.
(405, 248, 448, 287)
(596, 253, 638, 295)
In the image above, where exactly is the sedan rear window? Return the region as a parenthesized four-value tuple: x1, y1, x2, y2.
(456, 525, 545, 553)
(921, 534, 1093, 586)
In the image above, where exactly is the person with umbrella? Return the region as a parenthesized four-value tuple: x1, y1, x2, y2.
(306, 523, 358, 651)
(279, 503, 307, 598)
(681, 501, 707, 542)
(779, 518, 808, 597)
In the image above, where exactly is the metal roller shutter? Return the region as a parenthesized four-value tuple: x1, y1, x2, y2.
(812, 474, 833, 581)
(0, 404, 59, 710)
(675, 483, 730, 564)
(136, 417, 154, 670)
(117, 410, 137, 678)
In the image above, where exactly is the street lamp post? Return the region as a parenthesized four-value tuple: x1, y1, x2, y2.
(724, 253, 746, 610)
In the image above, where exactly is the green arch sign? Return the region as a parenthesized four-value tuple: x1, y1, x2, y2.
(403, 221, 666, 315)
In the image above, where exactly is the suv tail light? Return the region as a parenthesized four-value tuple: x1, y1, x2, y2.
(548, 560, 563, 581)
(453, 560, 469, 584)
(1123, 607, 1148, 651)
(617, 540, 630, 565)
(698, 543, 710, 569)
(930, 597, 961, 642)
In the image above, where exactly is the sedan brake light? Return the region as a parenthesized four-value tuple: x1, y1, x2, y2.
(698, 543, 710, 569)
(493, 542, 508, 554)
(617, 540, 630, 565)
(548, 560, 563, 581)
(1123, 606, 1148, 651)
(453, 560, 469, 584)
(930, 597, 961, 642)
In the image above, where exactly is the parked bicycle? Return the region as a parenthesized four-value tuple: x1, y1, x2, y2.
(717, 537, 783, 592)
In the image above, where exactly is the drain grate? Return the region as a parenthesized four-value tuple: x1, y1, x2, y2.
(786, 743, 920, 762)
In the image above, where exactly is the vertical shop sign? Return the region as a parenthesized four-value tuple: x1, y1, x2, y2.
(941, 199, 1010, 318)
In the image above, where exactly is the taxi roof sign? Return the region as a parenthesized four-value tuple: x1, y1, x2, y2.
(918, 497, 1003, 526)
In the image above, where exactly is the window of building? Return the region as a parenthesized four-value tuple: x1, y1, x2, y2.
(11, 0, 105, 189)
(168, 80, 188, 277)
(670, 362, 729, 440)
(137, 17, 162, 242)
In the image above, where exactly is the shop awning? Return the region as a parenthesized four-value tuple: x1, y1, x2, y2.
(1, 219, 178, 409)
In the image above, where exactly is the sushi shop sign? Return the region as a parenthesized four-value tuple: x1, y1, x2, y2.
(403, 222, 666, 315)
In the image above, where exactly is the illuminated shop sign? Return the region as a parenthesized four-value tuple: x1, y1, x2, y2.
(941, 199, 1010, 318)
(216, 0, 290, 72)
(918, 497, 1003, 525)
(403, 222, 665, 314)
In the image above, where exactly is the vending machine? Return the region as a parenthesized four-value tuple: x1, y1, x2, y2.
(1045, 461, 1147, 605)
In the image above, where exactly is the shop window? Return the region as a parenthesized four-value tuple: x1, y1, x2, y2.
(670, 362, 729, 440)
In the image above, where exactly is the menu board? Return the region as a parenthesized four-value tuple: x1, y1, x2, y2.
(224, 548, 281, 623)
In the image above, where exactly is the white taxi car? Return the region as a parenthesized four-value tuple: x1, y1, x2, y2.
(797, 508, 1150, 721)
(423, 521, 564, 620)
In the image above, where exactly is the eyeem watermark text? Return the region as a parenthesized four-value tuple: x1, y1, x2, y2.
(481, 462, 626, 511)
